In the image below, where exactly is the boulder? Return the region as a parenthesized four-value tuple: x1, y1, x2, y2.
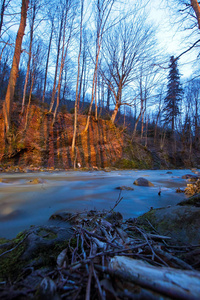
(21, 225, 72, 260)
(50, 211, 74, 222)
(104, 212, 123, 224)
(29, 178, 46, 184)
(178, 193, 200, 207)
(176, 187, 184, 193)
(137, 206, 200, 245)
(182, 174, 198, 180)
(133, 177, 154, 187)
(115, 186, 134, 191)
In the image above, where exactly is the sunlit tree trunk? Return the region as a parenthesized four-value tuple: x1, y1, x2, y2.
(190, 0, 200, 28)
(110, 81, 122, 123)
(3, 0, 29, 133)
(95, 72, 98, 120)
(84, 39, 101, 132)
(84, 0, 115, 132)
(72, 0, 84, 161)
(21, 0, 36, 113)
(52, 4, 75, 125)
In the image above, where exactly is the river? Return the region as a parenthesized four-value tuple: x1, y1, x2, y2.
(0, 169, 196, 239)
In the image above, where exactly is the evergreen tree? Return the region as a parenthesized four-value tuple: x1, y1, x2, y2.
(163, 56, 183, 133)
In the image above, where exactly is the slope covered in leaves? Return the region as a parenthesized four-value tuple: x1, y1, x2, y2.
(0, 104, 153, 170)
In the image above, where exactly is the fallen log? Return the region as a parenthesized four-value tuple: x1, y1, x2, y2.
(107, 256, 200, 300)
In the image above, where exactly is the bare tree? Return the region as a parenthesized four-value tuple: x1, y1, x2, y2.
(49, 4, 64, 113)
(84, 0, 116, 132)
(21, 0, 39, 113)
(101, 12, 157, 124)
(52, 0, 76, 125)
(3, 0, 29, 133)
(72, 0, 84, 161)
(190, 0, 200, 28)
(42, 15, 54, 103)
(0, 0, 11, 37)
(24, 41, 41, 130)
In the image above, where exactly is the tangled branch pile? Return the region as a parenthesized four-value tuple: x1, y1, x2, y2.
(1, 209, 200, 299)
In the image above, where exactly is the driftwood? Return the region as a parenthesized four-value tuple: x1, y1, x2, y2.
(0, 209, 200, 299)
(109, 256, 200, 300)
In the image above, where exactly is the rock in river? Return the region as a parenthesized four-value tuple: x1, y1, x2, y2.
(137, 205, 200, 245)
(115, 186, 134, 191)
(133, 177, 154, 187)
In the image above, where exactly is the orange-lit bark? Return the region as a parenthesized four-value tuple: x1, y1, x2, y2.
(191, 0, 200, 28)
(3, 0, 29, 133)
(72, 0, 84, 159)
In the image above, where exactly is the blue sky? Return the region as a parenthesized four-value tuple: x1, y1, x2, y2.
(148, 0, 197, 79)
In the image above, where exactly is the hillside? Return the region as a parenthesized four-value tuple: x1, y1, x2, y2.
(0, 104, 200, 171)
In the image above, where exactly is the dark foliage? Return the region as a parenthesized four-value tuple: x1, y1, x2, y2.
(163, 56, 183, 132)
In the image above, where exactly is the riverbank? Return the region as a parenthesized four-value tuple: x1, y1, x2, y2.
(0, 170, 200, 298)
(0, 195, 200, 299)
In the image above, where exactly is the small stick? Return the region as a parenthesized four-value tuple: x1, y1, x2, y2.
(109, 191, 123, 213)
(91, 262, 106, 300)
(81, 233, 89, 274)
(135, 226, 169, 267)
(82, 228, 122, 249)
(153, 247, 194, 270)
(85, 263, 93, 300)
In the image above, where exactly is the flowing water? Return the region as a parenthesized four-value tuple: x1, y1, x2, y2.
(0, 169, 196, 239)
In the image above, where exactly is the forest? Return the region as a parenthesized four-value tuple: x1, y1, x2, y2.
(1, 1, 200, 299)
(0, 0, 200, 169)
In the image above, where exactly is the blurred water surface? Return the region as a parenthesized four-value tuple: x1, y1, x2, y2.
(0, 169, 195, 238)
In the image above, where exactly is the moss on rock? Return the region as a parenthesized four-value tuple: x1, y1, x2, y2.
(137, 206, 200, 245)
(178, 193, 200, 207)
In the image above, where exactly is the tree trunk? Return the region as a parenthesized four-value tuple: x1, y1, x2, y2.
(111, 102, 119, 124)
(132, 110, 142, 139)
(42, 20, 53, 103)
(72, 0, 84, 159)
(145, 116, 148, 147)
(191, 0, 200, 28)
(49, 15, 63, 113)
(52, 7, 74, 125)
(21, 1, 36, 113)
(77, 49, 85, 111)
(110, 82, 122, 124)
(24, 69, 34, 130)
(0, 0, 6, 37)
(3, 0, 29, 133)
(84, 35, 101, 132)
(95, 72, 98, 121)
(140, 110, 145, 138)
(52, 13, 67, 125)
(132, 95, 144, 140)
(107, 86, 110, 110)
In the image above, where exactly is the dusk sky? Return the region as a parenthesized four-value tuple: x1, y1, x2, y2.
(149, 0, 197, 79)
